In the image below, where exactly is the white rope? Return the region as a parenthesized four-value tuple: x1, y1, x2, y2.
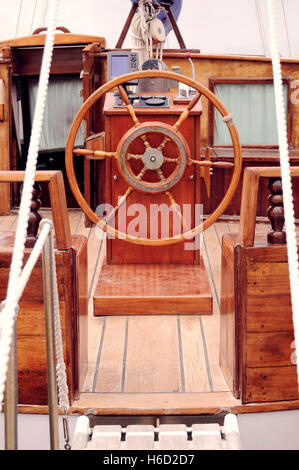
(131, 0, 165, 64)
(0, 0, 60, 411)
(50, 228, 69, 413)
(267, 0, 299, 387)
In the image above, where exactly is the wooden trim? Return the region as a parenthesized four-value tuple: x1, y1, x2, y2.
(0, 170, 72, 249)
(0, 61, 11, 215)
(239, 166, 299, 247)
(0, 33, 106, 49)
(14, 393, 299, 416)
(95, 49, 299, 64)
(32, 26, 71, 35)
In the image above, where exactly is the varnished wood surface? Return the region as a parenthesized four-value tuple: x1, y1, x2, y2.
(3, 209, 299, 415)
(220, 229, 299, 404)
(0, 33, 105, 49)
(0, 211, 88, 406)
(93, 262, 212, 315)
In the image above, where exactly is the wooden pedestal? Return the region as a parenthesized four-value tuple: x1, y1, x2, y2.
(220, 232, 299, 404)
(0, 232, 88, 406)
(92, 92, 213, 315)
(93, 260, 212, 315)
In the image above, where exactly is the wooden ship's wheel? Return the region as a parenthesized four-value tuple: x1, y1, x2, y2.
(65, 70, 242, 314)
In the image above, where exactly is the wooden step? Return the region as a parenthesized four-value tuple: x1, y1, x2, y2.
(93, 261, 213, 315)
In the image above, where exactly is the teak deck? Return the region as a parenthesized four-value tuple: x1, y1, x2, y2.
(2, 209, 299, 416)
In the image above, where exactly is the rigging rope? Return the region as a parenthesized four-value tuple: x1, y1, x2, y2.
(131, 0, 165, 64)
(267, 0, 299, 387)
(0, 0, 61, 410)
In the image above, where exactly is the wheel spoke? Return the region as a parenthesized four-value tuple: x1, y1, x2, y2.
(104, 186, 133, 228)
(74, 148, 117, 160)
(157, 136, 171, 151)
(163, 156, 178, 164)
(172, 92, 202, 131)
(190, 159, 234, 168)
(127, 153, 144, 161)
(136, 166, 147, 181)
(139, 134, 151, 149)
(156, 168, 167, 183)
(166, 191, 189, 233)
(118, 85, 140, 126)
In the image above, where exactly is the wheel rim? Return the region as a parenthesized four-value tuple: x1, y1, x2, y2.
(65, 70, 242, 246)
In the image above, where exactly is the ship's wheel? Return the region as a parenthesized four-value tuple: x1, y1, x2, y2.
(65, 70, 242, 245)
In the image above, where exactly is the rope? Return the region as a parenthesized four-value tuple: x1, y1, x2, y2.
(131, 0, 165, 64)
(0, 0, 60, 411)
(50, 228, 70, 413)
(267, 0, 299, 387)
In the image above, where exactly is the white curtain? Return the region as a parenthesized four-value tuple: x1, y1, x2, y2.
(214, 82, 288, 146)
(28, 75, 84, 151)
(11, 79, 24, 154)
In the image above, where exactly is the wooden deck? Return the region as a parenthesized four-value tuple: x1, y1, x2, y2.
(5, 208, 296, 416)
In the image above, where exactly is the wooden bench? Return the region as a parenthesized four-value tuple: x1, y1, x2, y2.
(0, 171, 88, 406)
(220, 167, 299, 403)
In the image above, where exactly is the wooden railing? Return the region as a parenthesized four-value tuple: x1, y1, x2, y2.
(239, 166, 299, 247)
(0, 171, 71, 250)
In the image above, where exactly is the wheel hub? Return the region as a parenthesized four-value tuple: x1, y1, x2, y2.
(142, 147, 164, 170)
(117, 123, 189, 194)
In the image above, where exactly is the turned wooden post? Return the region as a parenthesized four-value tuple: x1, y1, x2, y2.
(21, 182, 42, 248)
(267, 177, 286, 244)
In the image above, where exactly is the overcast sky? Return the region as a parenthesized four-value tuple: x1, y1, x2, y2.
(0, 0, 298, 56)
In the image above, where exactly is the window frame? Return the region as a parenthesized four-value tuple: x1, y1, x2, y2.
(208, 77, 293, 149)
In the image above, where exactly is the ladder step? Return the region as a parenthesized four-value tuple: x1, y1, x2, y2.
(71, 414, 242, 450)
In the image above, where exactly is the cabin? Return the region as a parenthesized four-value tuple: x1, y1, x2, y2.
(0, 0, 299, 451)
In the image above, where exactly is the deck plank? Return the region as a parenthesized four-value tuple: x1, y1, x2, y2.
(179, 315, 211, 392)
(94, 316, 127, 393)
(0, 210, 238, 408)
(124, 316, 182, 393)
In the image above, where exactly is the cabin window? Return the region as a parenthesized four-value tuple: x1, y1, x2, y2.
(27, 75, 84, 152)
(209, 79, 289, 147)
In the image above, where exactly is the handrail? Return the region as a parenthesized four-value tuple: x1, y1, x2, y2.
(0, 171, 72, 250)
(239, 166, 299, 247)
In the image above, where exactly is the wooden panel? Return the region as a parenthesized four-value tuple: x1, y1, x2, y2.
(219, 243, 236, 392)
(246, 260, 293, 332)
(0, 231, 88, 406)
(247, 332, 295, 367)
(0, 263, 66, 301)
(17, 301, 66, 336)
(72, 235, 89, 392)
(104, 94, 201, 265)
(247, 261, 291, 296)
(17, 336, 48, 405)
(11, 46, 86, 75)
(124, 316, 182, 393)
(246, 296, 293, 332)
(245, 366, 299, 403)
